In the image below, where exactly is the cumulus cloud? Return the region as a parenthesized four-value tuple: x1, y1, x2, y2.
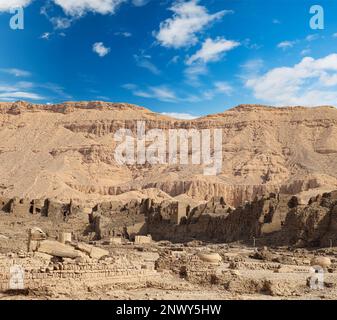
(187, 37, 240, 65)
(154, 0, 231, 49)
(245, 53, 337, 106)
(92, 42, 110, 57)
(52, 0, 126, 16)
(0, 0, 31, 11)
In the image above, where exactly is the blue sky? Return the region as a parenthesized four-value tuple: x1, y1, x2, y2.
(1, 0, 337, 118)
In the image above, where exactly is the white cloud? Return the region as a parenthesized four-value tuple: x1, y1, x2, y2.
(240, 59, 264, 76)
(184, 63, 208, 85)
(0, 0, 31, 11)
(272, 19, 281, 24)
(246, 53, 337, 106)
(0, 79, 71, 102)
(306, 34, 320, 42)
(301, 48, 311, 56)
(277, 40, 297, 50)
(0, 81, 43, 101)
(161, 112, 199, 120)
(50, 16, 73, 29)
(154, 0, 231, 49)
(333, 33, 337, 38)
(0, 68, 31, 77)
(40, 32, 52, 40)
(92, 42, 110, 57)
(214, 81, 233, 95)
(134, 54, 161, 75)
(121, 83, 137, 90)
(187, 37, 239, 65)
(114, 31, 132, 37)
(124, 83, 198, 103)
(135, 86, 177, 102)
(123, 81, 233, 103)
(52, 0, 126, 16)
(0, 91, 43, 100)
(132, 0, 150, 6)
(40, 4, 75, 30)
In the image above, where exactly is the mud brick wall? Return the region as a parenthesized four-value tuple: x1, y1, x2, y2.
(0, 260, 158, 291)
(182, 263, 220, 285)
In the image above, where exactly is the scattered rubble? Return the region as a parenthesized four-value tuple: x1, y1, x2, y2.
(2, 190, 337, 299)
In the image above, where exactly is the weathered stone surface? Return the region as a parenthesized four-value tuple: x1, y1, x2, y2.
(197, 253, 222, 264)
(311, 257, 332, 269)
(37, 240, 80, 259)
(76, 243, 109, 259)
(134, 235, 152, 244)
(58, 232, 72, 244)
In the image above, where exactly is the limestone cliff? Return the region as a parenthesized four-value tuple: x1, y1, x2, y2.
(0, 101, 337, 206)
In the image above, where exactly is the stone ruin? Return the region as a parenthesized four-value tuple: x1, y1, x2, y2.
(87, 198, 190, 241)
(2, 189, 337, 249)
(0, 227, 159, 292)
(0, 196, 80, 222)
(142, 190, 337, 248)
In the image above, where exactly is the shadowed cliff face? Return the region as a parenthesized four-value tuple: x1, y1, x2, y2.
(0, 101, 337, 206)
(145, 191, 337, 248)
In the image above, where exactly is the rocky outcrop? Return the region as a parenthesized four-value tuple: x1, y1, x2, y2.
(279, 191, 337, 247)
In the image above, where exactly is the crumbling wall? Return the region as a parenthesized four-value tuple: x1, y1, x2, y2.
(0, 257, 158, 292)
(0, 197, 79, 222)
(88, 199, 148, 240)
(145, 190, 337, 248)
(276, 191, 337, 247)
(145, 194, 295, 243)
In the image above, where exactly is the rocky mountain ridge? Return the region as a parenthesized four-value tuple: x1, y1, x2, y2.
(0, 101, 337, 207)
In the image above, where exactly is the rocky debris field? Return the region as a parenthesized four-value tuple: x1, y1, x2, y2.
(1, 212, 337, 300)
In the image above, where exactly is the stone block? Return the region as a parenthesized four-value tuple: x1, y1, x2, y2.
(134, 235, 152, 244)
(38, 240, 80, 259)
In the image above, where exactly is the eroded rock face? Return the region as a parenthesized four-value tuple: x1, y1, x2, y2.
(279, 191, 337, 247)
(1, 102, 337, 207)
(145, 190, 337, 248)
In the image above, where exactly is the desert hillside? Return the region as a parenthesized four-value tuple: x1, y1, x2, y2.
(0, 101, 337, 207)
